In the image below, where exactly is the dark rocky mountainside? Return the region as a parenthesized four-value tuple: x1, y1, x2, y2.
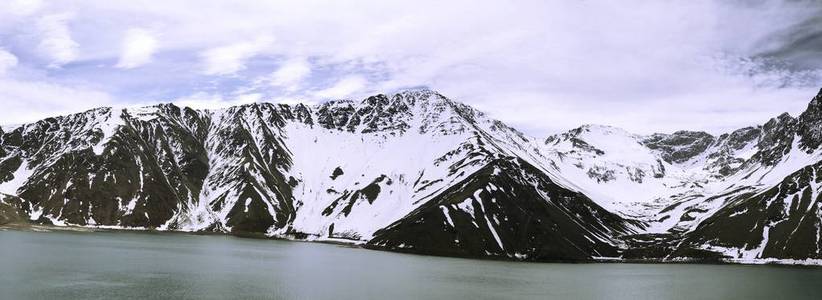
(0, 89, 636, 261)
(0, 194, 26, 225)
(368, 157, 642, 260)
(541, 88, 822, 263)
(2, 87, 822, 264)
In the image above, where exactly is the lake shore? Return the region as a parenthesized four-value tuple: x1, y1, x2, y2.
(3, 228, 822, 300)
(3, 222, 821, 268)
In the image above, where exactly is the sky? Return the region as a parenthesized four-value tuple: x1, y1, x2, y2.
(0, 0, 821, 136)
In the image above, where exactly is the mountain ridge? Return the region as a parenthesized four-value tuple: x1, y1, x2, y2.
(1, 87, 822, 264)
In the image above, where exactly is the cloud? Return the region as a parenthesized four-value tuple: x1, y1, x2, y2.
(0, 78, 113, 125)
(169, 92, 261, 109)
(6, 0, 43, 16)
(200, 37, 273, 75)
(115, 28, 159, 69)
(0, 0, 820, 136)
(268, 58, 311, 91)
(313, 75, 368, 99)
(0, 49, 18, 75)
(36, 13, 78, 67)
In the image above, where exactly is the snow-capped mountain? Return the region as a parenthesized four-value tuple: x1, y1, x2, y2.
(1, 87, 821, 264)
(544, 88, 822, 263)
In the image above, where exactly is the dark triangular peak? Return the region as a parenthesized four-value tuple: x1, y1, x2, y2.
(367, 157, 642, 261)
(751, 112, 798, 166)
(797, 87, 822, 151)
(806, 87, 822, 111)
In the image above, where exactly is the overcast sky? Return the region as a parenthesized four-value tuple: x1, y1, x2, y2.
(0, 0, 821, 136)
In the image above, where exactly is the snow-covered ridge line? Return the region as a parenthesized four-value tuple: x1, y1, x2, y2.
(2, 87, 822, 263)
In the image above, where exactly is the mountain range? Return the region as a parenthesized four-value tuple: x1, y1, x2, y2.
(1, 88, 821, 265)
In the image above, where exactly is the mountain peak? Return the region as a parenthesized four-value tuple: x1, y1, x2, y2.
(392, 88, 446, 106)
(545, 124, 643, 158)
(796, 87, 822, 150)
(394, 87, 436, 96)
(803, 87, 822, 114)
(574, 124, 632, 135)
(4, 88, 822, 264)
(762, 112, 796, 130)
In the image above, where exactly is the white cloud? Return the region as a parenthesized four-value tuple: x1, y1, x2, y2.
(0, 78, 113, 125)
(268, 58, 311, 91)
(6, 0, 43, 16)
(0, 49, 18, 75)
(0, 0, 820, 135)
(273, 97, 317, 106)
(36, 13, 78, 67)
(170, 92, 261, 109)
(313, 75, 368, 99)
(115, 28, 159, 69)
(200, 37, 273, 75)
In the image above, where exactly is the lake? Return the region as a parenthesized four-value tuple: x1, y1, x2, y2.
(1, 229, 821, 299)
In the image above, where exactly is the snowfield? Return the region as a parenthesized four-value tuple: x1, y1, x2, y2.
(2, 88, 822, 265)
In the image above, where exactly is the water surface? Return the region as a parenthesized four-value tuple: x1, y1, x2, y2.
(1, 229, 821, 299)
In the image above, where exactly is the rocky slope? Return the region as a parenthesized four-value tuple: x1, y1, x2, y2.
(1, 87, 822, 264)
(543, 88, 822, 263)
(0, 193, 26, 225)
(0, 89, 638, 261)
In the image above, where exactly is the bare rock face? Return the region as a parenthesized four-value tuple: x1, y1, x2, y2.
(643, 131, 715, 164)
(0, 194, 26, 225)
(0, 89, 639, 261)
(798, 88, 822, 151)
(2, 87, 822, 263)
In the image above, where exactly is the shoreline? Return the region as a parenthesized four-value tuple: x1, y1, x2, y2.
(2, 222, 820, 268)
